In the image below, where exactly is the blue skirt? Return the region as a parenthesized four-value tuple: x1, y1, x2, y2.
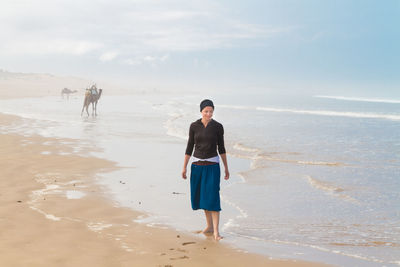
(190, 163, 221, 211)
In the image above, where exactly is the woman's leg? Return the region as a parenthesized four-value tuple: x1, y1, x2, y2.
(203, 210, 214, 234)
(211, 211, 222, 240)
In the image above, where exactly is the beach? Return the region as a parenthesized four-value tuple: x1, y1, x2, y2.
(0, 78, 334, 266)
(2, 1, 399, 265)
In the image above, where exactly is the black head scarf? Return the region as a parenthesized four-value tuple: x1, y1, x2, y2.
(200, 99, 214, 112)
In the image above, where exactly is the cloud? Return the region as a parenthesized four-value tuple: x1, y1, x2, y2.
(123, 54, 170, 66)
(0, 0, 292, 65)
(0, 39, 102, 56)
(99, 51, 119, 62)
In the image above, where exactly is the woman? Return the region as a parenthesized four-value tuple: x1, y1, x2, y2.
(182, 99, 230, 241)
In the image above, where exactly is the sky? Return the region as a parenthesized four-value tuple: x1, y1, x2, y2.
(0, 0, 399, 96)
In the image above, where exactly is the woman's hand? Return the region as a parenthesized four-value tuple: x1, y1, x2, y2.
(182, 155, 190, 180)
(224, 169, 230, 180)
(220, 154, 229, 180)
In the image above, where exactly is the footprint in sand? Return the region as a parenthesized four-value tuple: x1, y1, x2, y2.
(182, 242, 196, 246)
(170, 255, 189, 260)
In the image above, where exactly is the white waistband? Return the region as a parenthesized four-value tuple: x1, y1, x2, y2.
(192, 155, 220, 163)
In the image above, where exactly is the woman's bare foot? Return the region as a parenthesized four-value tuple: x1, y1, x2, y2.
(202, 227, 214, 235)
(214, 233, 223, 241)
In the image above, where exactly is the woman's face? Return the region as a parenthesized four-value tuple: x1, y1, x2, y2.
(201, 106, 214, 121)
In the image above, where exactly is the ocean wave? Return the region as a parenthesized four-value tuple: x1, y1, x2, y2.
(258, 155, 343, 167)
(314, 95, 400, 104)
(256, 106, 400, 121)
(220, 195, 248, 219)
(228, 232, 393, 265)
(296, 160, 342, 166)
(330, 241, 400, 248)
(231, 143, 264, 170)
(306, 175, 345, 193)
(218, 104, 251, 110)
(230, 142, 344, 176)
(217, 103, 400, 121)
(233, 143, 262, 153)
(306, 176, 359, 204)
(163, 111, 187, 140)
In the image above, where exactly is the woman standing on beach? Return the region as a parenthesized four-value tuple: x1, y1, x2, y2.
(182, 99, 230, 241)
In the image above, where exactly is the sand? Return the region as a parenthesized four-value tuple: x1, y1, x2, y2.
(0, 74, 332, 266)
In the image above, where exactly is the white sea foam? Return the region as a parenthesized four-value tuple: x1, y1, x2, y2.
(236, 172, 247, 183)
(233, 143, 261, 153)
(231, 143, 265, 170)
(45, 214, 61, 221)
(256, 106, 400, 121)
(232, 232, 392, 265)
(120, 243, 134, 252)
(65, 190, 86, 199)
(314, 95, 400, 104)
(144, 223, 169, 229)
(295, 160, 342, 166)
(218, 104, 251, 110)
(216, 102, 400, 121)
(29, 206, 61, 221)
(29, 179, 62, 221)
(87, 222, 113, 232)
(164, 111, 187, 140)
(230, 143, 343, 180)
(306, 176, 345, 193)
(220, 195, 248, 219)
(306, 176, 359, 204)
(222, 219, 241, 232)
(228, 152, 258, 161)
(259, 155, 342, 166)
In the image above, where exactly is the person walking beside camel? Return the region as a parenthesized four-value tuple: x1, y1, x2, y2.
(81, 86, 102, 116)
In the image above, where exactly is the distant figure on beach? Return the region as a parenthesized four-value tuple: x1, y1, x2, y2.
(61, 88, 77, 99)
(81, 84, 103, 116)
(182, 99, 230, 241)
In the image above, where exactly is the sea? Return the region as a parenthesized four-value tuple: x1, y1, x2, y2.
(0, 90, 399, 267)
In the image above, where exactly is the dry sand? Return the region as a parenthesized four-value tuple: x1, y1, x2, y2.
(0, 73, 332, 266)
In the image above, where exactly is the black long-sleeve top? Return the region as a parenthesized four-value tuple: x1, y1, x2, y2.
(185, 119, 226, 159)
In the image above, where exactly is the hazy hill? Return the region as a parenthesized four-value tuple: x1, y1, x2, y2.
(0, 70, 91, 98)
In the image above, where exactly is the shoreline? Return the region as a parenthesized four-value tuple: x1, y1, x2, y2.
(0, 110, 332, 266)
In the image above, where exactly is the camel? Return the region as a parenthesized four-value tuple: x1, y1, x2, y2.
(81, 87, 103, 117)
(61, 88, 78, 99)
